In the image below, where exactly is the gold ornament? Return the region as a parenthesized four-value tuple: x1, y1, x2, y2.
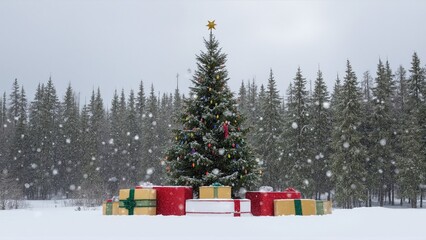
(216, 115, 219, 119)
(216, 75, 220, 80)
(206, 20, 216, 30)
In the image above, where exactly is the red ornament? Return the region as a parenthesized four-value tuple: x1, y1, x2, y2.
(208, 143, 212, 148)
(232, 143, 236, 148)
(223, 121, 229, 139)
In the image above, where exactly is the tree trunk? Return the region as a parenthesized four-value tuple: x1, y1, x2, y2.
(391, 184, 395, 206)
(420, 190, 423, 208)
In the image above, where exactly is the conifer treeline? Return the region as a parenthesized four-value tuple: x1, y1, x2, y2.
(0, 53, 425, 208)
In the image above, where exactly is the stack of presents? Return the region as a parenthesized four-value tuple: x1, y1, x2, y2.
(102, 184, 332, 217)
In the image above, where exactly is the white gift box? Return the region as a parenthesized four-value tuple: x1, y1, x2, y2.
(185, 199, 252, 217)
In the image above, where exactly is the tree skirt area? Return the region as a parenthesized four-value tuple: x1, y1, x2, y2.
(1, 201, 425, 240)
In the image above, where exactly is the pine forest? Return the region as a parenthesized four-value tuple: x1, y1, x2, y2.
(0, 36, 425, 209)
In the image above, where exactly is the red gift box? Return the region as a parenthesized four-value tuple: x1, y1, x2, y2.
(245, 187, 301, 216)
(136, 186, 193, 216)
(185, 199, 251, 217)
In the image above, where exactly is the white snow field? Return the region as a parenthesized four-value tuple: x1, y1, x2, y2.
(1, 201, 425, 240)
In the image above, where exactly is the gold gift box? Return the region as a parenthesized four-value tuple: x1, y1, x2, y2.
(274, 199, 317, 216)
(118, 188, 156, 215)
(323, 200, 333, 214)
(199, 186, 231, 199)
(102, 201, 119, 215)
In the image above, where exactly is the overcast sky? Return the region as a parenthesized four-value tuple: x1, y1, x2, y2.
(1, 0, 425, 106)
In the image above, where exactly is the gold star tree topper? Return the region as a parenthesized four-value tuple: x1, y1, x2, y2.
(207, 20, 216, 30)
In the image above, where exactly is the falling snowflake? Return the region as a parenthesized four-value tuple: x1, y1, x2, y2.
(109, 138, 114, 145)
(24, 183, 30, 189)
(148, 113, 153, 118)
(126, 132, 130, 136)
(36, 148, 41, 152)
(343, 142, 350, 148)
(291, 122, 298, 129)
(69, 185, 76, 191)
(152, 121, 157, 126)
(379, 139, 386, 146)
(350, 184, 357, 189)
(83, 174, 88, 179)
(323, 102, 330, 109)
(134, 135, 140, 140)
(326, 170, 332, 177)
(109, 177, 118, 182)
(218, 148, 225, 155)
(303, 179, 309, 186)
(146, 168, 154, 175)
(52, 169, 59, 175)
(212, 168, 220, 175)
(66, 138, 71, 144)
(148, 149, 153, 153)
(31, 163, 37, 169)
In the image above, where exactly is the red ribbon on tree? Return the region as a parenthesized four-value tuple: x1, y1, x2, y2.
(223, 121, 229, 139)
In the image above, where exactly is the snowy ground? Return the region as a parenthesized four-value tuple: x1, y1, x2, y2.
(1, 201, 425, 240)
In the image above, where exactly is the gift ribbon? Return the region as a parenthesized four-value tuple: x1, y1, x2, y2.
(119, 189, 157, 215)
(121, 189, 136, 215)
(316, 201, 324, 215)
(105, 201, 113, 215)
(211, 183, 222, 198)
(234, 200, 241, 217)
(294, 199, 303, 216)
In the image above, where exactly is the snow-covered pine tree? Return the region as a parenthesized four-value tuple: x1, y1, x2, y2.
(27, 84, 45, 199)
(135, 80, 146, 179)
(58, 84, 81, 198)
(107, 90, 127, 192)
(126, 90, 141, 185)
(245, 79, 258, 145)
(310, 69, 332, 199)
(284, 67, 311, 195)
(371, 60, 396, 206)
(143, 85, 161, 184)
(396, 52, 425, 208)
(81, 89, 108, 198)
(237, 81, 248, 114)
(393, 65, 407, 206)
(27, 78, 61, 199)
(9, 84, 28, 197)
(0, 94, 4, 171)
(358, 70, 375, 206)
(255, 69, 283, 190)
(281, 83, 295, 188)
(165, 31, 260, 196)
(331, 60, 367, 208)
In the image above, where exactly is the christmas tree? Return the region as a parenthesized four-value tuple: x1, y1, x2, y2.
(165, 21, 261, 196)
